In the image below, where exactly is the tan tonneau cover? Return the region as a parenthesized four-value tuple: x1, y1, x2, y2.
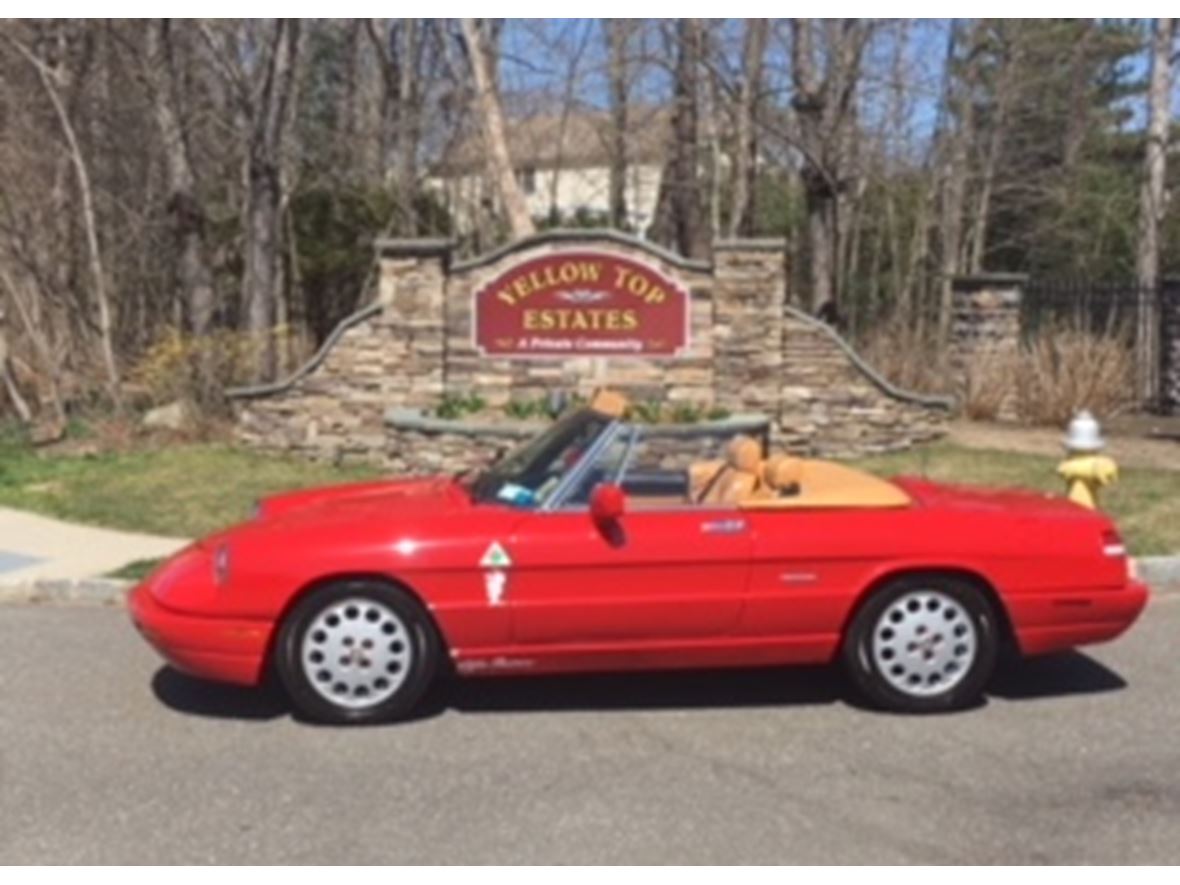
(739, 459, 911, 509)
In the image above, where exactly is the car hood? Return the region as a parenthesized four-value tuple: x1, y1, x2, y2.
(256, 476, 471, 525)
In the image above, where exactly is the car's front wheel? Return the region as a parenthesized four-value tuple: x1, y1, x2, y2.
(275, 580, 440, 724)
(843, 575, 999, 713)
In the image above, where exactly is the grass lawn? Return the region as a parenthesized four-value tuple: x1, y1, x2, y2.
(1, 436, 1177, 556)
(0, 441, 381, 539)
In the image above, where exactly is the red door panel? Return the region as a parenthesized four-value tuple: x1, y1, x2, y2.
(504, 508, 752, 646)
(740, 509, 924, 644)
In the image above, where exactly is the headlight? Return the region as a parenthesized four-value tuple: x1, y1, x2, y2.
(213, 544, 232, 587)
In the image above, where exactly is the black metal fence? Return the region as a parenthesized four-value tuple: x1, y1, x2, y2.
(1023, 277, 1180, 414)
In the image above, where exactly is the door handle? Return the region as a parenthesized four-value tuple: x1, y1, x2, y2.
(701, 518, 747, 534)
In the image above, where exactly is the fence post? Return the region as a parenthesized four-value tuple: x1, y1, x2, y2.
(949, 274, 1026, 421)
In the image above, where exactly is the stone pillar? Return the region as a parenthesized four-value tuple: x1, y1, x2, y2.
(374, 238, 452, 410)
(1161, 278, 1180, 415)
(949, 274, 1026, 421)
(712, 239, 787, 416)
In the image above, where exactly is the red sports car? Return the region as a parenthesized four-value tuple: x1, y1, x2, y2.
(129, 394, 1148, 724)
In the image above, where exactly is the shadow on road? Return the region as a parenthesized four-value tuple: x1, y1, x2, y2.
(438, 664, 848, 717)
(149, 649, 1127, 723)
(989, 651, 1126, 700)
(152, 667, 289, 721)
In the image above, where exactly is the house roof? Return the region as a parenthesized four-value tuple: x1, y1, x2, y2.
(435, 105, 673, 175)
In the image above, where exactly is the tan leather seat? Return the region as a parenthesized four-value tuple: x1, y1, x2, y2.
(688, 460, 725, 501)
(760, 454, 804, 496)
(698, 435, 762, 505)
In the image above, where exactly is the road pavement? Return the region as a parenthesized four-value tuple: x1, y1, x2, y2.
(1, 598, 1178, 863)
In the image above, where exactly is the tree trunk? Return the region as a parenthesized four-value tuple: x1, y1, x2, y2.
(1136, 17, 1175, 403)
(145, 20, 217, 337)
(606, 20, 629, 230)
(396, 20, 422, 233)
(703, 44, 722, 242)
(727, 19, 769, 238)
(242, 20, 301, 382)
(8, 36, 123, 410)
(968, 24, 1021, 273)
(0, 319, 32, 423)
(661, 19, 706, 258)
(791, 18, 832, 312)
(936, 21, 977, 349)
(0, 267, 66, 426)
(459, 19, 535, 240)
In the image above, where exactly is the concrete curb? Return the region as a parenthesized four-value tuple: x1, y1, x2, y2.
(1137, 557, 1180, 594)
(0, 578, 130, 607)
(0, 557, 1177, 608)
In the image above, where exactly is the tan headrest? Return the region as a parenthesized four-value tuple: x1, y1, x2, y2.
(589, 389, 628, 418)
(726, 435, 762, 473)
(763, 454, 805, 490)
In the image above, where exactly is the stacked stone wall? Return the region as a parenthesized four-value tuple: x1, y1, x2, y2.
(233, 231, 953, 468)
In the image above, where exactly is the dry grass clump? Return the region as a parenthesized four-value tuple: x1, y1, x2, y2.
(856, 320, 952, 396)
(1012, 327, 1135, 425)
(859, 318, 1135, 426)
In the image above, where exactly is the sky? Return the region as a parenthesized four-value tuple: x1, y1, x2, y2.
(495, 18, 1178, 152)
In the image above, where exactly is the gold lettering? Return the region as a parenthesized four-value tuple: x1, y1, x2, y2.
(512, 276, 533, 300)
(622, 310, 638, 329)
(580, 262, 602, 282)
(496, 288, 516, 307)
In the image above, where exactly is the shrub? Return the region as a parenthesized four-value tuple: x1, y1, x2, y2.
(1014, 327, 1135, 425)
(127, 326, 304, 414)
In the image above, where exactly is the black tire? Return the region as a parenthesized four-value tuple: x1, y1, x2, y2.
(275, 579, 441, 725)
(842, 574, 999, 713)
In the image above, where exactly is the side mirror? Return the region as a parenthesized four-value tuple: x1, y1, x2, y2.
(590, 483, 626, 523)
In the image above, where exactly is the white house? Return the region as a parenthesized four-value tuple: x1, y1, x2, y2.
(428, 106, 671, 237)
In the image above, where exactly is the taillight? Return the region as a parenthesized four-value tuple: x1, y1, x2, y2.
(1101, 528, 1126, 558)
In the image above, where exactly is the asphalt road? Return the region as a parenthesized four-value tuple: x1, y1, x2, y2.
(1, 599, 1178, 863)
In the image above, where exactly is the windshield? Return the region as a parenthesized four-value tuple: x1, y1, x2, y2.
(470, 409, 612, 508)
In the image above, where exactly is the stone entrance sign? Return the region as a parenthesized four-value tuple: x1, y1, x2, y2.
(473, 251, 689, 357)
(230, 230, 952, 467)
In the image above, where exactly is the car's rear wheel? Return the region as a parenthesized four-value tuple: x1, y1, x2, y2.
(843, 575, 999, 713)
(275, 580, 440, 724)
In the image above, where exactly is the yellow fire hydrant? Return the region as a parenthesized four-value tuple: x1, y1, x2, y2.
(1056, 410, 1118, 509)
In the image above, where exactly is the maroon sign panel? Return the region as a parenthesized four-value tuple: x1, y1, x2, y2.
(473, 251, 690, 357)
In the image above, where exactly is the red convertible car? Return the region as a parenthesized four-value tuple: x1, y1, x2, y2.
(129, 393, 1148, 724)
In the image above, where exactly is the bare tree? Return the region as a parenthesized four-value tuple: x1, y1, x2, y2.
(202, 20, 302, 381)
(651, 19, 707, 259)
(0, 308, 31, 423)
(935, 20, 980, 347)
(790, 19, 872, 311)
(606, 20, 631, 230)
(459, 18, 535, 239)
(4, 33, 123, 409)
(142, 20, 217, 337)
(966, 22, 1022, 274)
(1136, 18, 1176, 400)
(727, 19, 769, 238)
